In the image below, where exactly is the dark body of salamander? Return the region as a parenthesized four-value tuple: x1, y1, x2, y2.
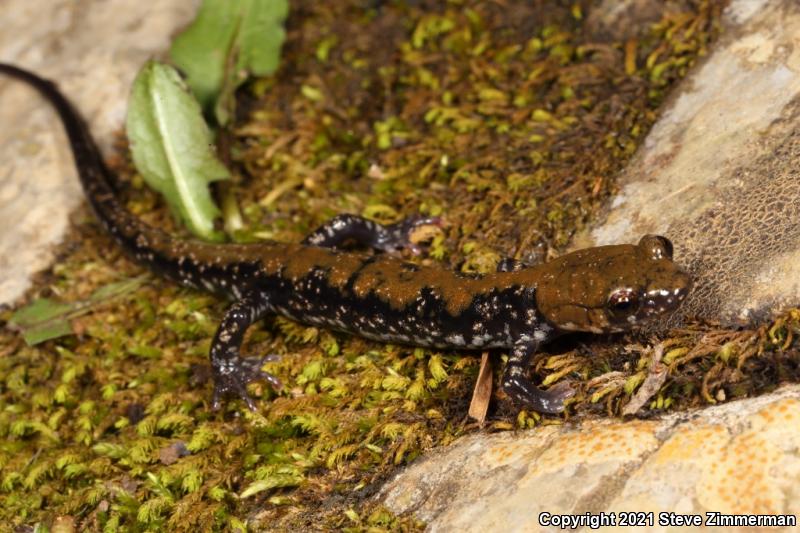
(0, 64, 692, 414)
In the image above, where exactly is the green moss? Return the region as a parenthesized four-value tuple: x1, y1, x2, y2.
(0, 0, 752, 530)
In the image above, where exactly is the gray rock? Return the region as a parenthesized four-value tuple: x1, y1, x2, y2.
(0, 0, 198, 306)
(572, 0, 800, 325)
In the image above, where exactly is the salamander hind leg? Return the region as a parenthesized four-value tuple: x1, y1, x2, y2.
(210, 291, 282, 411)
(302, 214, 440, 254)
(501, 342, 575, 414)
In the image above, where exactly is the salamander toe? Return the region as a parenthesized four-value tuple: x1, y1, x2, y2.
(211, 355, 282, 411)
(501, 377, 575, 414)
(381, 215, 442, 254)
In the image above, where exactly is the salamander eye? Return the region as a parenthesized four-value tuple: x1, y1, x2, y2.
(607, 288, 639, 317)
(638, 234, 673, 261)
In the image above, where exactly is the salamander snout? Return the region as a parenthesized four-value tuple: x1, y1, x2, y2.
(605, 268, 691, 327)
(635, 234, 692, 320)
(604, 237, 692, 328)
(640, 269, 692, 318)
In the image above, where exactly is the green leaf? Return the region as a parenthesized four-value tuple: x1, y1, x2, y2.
(9, 298, 73, 345)
(170, 0, 289, 125)
(10, 277, 147, 346)
(89, 276, 149, 302)
(127, 61, 229, 240)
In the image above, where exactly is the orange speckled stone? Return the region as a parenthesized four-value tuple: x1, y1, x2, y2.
(696, 399, 800, 516)
(381, 386, 800, 532)
(531, 420, 660, 475)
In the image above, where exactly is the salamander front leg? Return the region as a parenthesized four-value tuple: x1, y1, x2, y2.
(501, 341, 574, 414)
(210, 290, 281, 411)
(302, 214, 440, 254)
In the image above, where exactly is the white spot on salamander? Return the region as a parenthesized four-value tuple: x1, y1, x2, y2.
(446, 333, 465, 345)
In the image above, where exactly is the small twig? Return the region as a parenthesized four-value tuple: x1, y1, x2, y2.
(622, 343, 667, 415)
(468, 352, 493, 425)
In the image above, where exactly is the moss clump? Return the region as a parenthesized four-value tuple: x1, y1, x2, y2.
(0, 0, 743, 530)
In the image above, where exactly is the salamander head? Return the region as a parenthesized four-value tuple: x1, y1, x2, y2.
(534, 235, 691, 333)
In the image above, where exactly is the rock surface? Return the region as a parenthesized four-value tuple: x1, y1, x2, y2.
(0, 0, 198, 306)
(380, 384, 800, 532)
(573, 0, 800, 325)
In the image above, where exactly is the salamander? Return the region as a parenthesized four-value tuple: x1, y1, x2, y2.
(0, 63, 691, 414)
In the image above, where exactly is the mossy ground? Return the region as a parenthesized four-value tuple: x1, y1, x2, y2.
(5, 0, 796, 531)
